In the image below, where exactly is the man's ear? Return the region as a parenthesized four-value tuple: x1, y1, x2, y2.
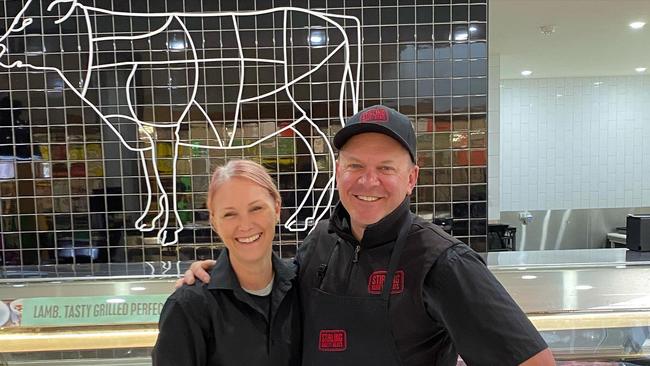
(209, 214, 217, 232)
(407, 164, 420, 195)
(334, 157, 342, 180)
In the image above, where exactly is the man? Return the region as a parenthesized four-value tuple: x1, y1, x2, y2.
(181, 105, 555, 365)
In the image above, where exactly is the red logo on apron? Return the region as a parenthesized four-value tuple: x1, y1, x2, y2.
(319, 329, 347, 352)
(359, 107, 389, 122)
(368, 270, 404, 294)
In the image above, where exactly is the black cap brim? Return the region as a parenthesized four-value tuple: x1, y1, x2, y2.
(333, 123, 416, 162)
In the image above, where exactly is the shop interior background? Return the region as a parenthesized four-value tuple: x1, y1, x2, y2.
(0, 0, 488, 267)
(489, 0, 650, 251)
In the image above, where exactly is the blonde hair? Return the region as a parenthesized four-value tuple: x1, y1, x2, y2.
(206, 160, 281, 215)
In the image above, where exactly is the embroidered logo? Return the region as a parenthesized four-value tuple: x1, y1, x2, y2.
(319, 329, 347, 352)
(359, 107, 389, 123)
(368, 270, 404, 294)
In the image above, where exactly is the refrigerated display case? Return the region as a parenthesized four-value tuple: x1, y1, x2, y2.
(1, 251, 650, 365)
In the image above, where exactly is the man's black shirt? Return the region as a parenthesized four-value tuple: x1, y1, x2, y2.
(297, 199, 547, 365)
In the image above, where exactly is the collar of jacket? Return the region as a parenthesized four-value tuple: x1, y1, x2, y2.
(328, 196, 413, 249)
(207, 248, 297, 292)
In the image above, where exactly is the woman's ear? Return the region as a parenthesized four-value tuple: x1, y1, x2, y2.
(275, 200, 281, 222)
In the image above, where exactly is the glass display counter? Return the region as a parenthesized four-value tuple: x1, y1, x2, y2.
(0, 262, 178, 365)
(489, 248, 650, 364)
(1, 250, 650, 365)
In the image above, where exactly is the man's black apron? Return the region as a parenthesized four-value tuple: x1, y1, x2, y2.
(302, 216, 413, 366)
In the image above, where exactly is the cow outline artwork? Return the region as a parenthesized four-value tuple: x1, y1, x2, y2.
(0, 0, 361, 245)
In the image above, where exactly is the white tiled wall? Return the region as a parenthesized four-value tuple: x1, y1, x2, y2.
(500, 76, 650, 211)
(487, 54, 500, 221)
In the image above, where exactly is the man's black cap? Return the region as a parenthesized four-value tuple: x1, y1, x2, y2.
(333, 105, 416, 162)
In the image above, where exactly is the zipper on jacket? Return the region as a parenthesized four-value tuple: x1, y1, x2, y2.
(345, 244, 361, 293)
(316, 263, 328, 287)
(352, 245, 361, 263)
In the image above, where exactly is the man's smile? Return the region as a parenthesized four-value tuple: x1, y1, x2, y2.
(354, 195, 382, 202)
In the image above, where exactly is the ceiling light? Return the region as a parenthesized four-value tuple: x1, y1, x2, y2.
(308, 29, 328, 46)
(575, 285, 593, 291)
(635, 67, 647, 72)
(629, 21, 646, 29)
(521, 275, 537, 280)
(521, 70, 532, 76)
(539, 25, 556, 36)
(454, 32, 468, 41)
(167, 38, 186, 50)
(556, 94, 563, 97)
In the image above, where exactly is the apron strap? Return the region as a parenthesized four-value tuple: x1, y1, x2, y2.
(381, 214, 414, 301)
(316, 235, 340, 289)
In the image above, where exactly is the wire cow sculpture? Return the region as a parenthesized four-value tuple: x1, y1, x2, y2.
(0, 0, 361, 245)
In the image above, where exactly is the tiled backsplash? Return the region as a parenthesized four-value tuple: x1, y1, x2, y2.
(500, 76, 650, 212)
(1, 0, 488, 267)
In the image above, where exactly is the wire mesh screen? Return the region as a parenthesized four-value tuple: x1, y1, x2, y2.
(0, 0, 488, 267)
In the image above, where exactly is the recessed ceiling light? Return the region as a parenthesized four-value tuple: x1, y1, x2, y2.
(539, 25, 556, 36)
(575, 285, 593, 291)
(166, 39, 186, 50)
(308, 29, 328, 46)
(635, 67, 647, 72)
(630, 21, 646, 29)
(454, 32, 469, 41)
(521, 275, 537, 280)
(521, 70, 532, 76)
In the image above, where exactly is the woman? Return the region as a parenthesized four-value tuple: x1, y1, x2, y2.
(152, 160, 301, 366)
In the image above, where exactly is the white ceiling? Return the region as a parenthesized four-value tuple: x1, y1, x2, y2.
(489, 0, 650, 79)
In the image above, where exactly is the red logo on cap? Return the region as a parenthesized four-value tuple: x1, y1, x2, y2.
(368, 270, 404, 294)
(359, 107, 389, 123)
(319, 330, 347, 352)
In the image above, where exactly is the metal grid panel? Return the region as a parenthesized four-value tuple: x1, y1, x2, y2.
(0, 0, 488, 268)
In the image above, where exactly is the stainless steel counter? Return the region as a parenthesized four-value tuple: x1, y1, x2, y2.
(495, 264, 650, 313)
(2, 248, 650, 314)
(1, 248, 650, 363)
(486, 248, 631, 267)
(3, 262, 649, 315)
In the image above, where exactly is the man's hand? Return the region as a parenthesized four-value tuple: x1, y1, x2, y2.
(174, 260, 216, 288)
